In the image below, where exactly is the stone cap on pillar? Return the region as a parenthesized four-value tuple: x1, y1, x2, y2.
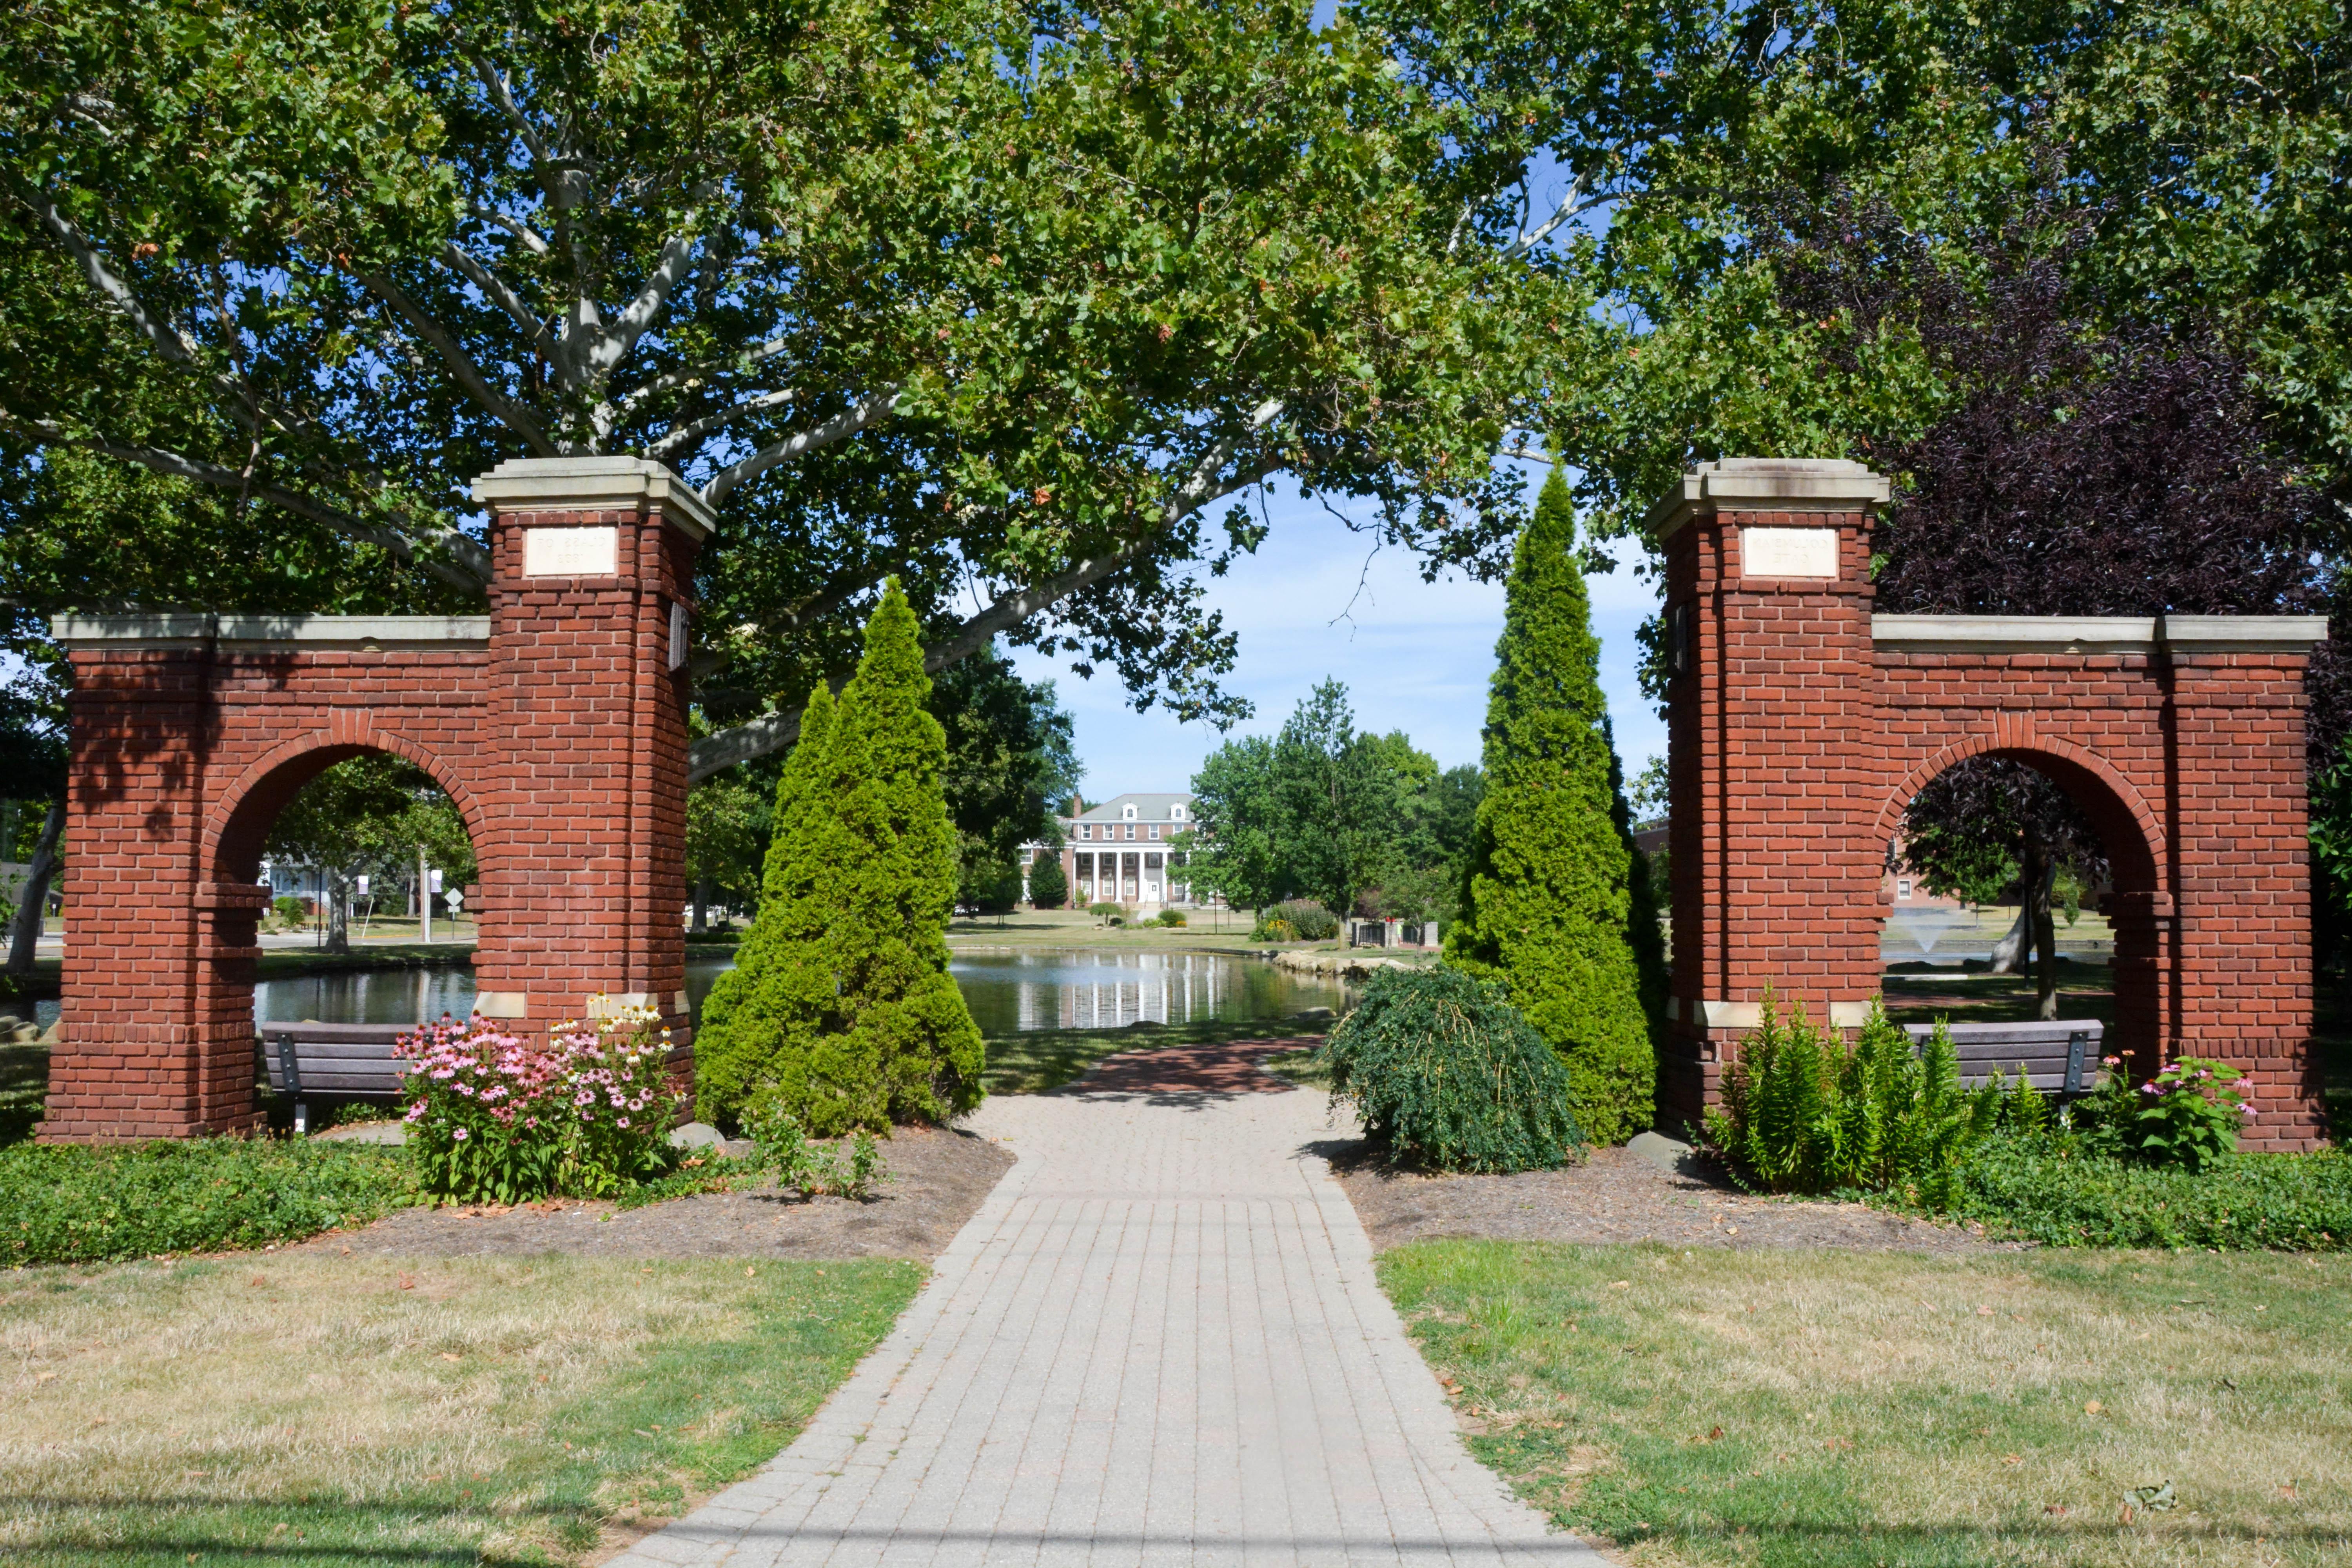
(471, 456, 717, 541)
(1648, 457, 1891, 539)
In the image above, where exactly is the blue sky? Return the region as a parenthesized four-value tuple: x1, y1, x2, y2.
(1000, 466, 1667, 800)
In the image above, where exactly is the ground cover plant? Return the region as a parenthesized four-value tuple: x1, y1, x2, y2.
(0, 1252, 922, 1566)
(1929, 1137, 2352, 1250)
(1323, 966, 1583, 1174)
(1382, 1240, 2352, 1567)
(0, 1138, 422, 1266)
(1253, 899, 1340, 943)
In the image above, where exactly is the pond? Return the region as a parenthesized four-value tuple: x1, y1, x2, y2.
(238, 947, 1348, 1034)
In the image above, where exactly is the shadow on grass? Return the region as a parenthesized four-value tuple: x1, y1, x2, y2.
(980, 1015, 1331, 1097)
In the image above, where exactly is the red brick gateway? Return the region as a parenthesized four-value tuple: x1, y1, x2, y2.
(44, 459, 702, 1141)
(1657, 459, 2330, 1149)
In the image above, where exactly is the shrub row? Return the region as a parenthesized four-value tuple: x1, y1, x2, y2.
(1, 1138, 421, 1265)
(1254, 899, 1339, 943)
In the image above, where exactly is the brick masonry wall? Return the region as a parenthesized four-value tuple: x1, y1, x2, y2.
(45, 489, 699, 1143)
(1661, 506, 2325, 1149)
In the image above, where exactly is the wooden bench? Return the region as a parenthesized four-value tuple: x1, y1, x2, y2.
(261, 1022, 415, 1134)
(1901, 1018, 2104, 1094)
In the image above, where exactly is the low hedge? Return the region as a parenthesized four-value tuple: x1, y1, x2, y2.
(1900, 1135, 2352, 1250)
(1, 1138, 424, 1266)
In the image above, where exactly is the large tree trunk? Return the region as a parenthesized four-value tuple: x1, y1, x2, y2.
(5, 802, 63, 983)
(1987, 904, 2029, 972)
(2027, 852, 2060, 1020)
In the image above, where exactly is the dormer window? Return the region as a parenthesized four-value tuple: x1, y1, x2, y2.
(1171, 804, 1185, 822)
(1122, 803, 1136, 821)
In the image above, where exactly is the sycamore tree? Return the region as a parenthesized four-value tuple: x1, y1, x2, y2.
(0, 0, 1612, 777)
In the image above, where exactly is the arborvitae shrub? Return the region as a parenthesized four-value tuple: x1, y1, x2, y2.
(1323, 966, 1584, 1173)
(693, 586, 985, 1134)
(1026, 852, 1069, 909)
(1447, 467, 1655, 1143)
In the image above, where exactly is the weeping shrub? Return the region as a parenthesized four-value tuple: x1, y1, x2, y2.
(1702, 994, 2027, 1202)
(1323, 966, 1584, 1173)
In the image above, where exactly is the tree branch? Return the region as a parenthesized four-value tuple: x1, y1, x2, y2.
(687, 400, 1284, 779)
(620, 336, 793, 417)
(0, 407, 488, 593)
(699, 387, 904, 507)
(470, 204, 550, 255)
(642, 388, 796, 462)
(439, 242, 553, 355)
(358, 270, 559, 455)
(583, 229, 696, 385)
(1501, 177, 1584, 261)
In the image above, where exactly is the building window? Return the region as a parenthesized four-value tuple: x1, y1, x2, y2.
(1171, 804, 1185, 822)
(1122, 803, 1136, 820)
(1079, 824, 1091, 840)
(1897, 878, 1913, 900)
(1148, 824, 1160, 840)
(1125, 823, 1136, 840)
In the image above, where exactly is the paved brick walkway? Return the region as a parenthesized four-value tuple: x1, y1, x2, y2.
(613, 1052, 1610, 1568)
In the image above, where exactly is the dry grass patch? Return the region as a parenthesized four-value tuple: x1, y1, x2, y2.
(0, 1250, 922, 1565)
(1381, 1241, 2350, 1567)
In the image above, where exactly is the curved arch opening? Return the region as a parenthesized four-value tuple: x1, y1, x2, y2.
(1880, 746, 2162, 1057)
(208, 742, 486, 1033)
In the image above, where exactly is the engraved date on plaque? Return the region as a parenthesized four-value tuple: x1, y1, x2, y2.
(1740, 526, 1838, 579)
(523, 525, 619, 577)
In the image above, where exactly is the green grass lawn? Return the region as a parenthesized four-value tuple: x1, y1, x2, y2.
(0, 1253, 922, 1567)
(979, 1014, 1330, 1095)
(1382, 1241, 2350, 1567)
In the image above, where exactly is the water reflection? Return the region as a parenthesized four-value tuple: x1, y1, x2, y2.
(242, 948, 1345, 1033)
(947, 949, 1346, 1035)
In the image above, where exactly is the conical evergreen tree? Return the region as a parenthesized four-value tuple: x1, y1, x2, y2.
(693, 585, 986, 1133)
(1446, 466, 1658, 1143)
(695, 684, 841, 1125)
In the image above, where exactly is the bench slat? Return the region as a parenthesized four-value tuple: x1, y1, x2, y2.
(1902, 1019, 2102, 1093)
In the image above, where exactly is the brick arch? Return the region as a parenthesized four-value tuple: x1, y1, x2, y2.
(1874, 731, 2166, 893)
(198, 724, 495, 885)
(1653, 457, 2328, 1149)
(44, 458, 709, 1141)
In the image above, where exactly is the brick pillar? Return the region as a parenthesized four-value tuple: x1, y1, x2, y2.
(1655, 459, 1890, 1129)
(2161, 617, 2326, 1147)
(41, 622, 269, 1140)
(468, 458, 706, 1063)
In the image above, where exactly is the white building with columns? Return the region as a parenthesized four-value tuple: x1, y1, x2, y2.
(1024, 792, 1221, 911)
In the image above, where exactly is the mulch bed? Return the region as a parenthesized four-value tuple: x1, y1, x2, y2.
(300, 1123, 1014, 1262)
(1326, 1142, 2013, 1254)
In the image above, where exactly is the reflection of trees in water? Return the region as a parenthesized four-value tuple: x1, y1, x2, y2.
(943, 952, 1345, 1034)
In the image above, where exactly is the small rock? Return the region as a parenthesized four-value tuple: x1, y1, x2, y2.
(1626, 1131, 1695, 1173)
(36, 1019, 60, 1045)
(317, 1120, 408, 1145)
(669, 1121, 726, 1149)
(1293, 1006, 1336, 1023)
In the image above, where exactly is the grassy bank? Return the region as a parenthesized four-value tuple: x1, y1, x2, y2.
(948, 907, 1278, 953)
(0, 1253, 921, 1566)
(1383, 1240, 2350, 1566)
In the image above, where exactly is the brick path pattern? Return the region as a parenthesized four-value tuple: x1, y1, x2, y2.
(612, 1061, 1608, 1568)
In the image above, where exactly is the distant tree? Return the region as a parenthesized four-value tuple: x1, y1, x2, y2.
(1448, 467, 1656, 1144)
(264, 755, 470, 953)
(2, 666, 65, 984)
(685, 777, 766, 931)
(1026, 850, 1069, 911)
(932, 646, 1080, 922)
(1186, 681, 1446, 915)
(693, 587, 984, 1133)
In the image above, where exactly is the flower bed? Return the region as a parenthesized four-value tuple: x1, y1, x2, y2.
(398, 1004, 684, 1203)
